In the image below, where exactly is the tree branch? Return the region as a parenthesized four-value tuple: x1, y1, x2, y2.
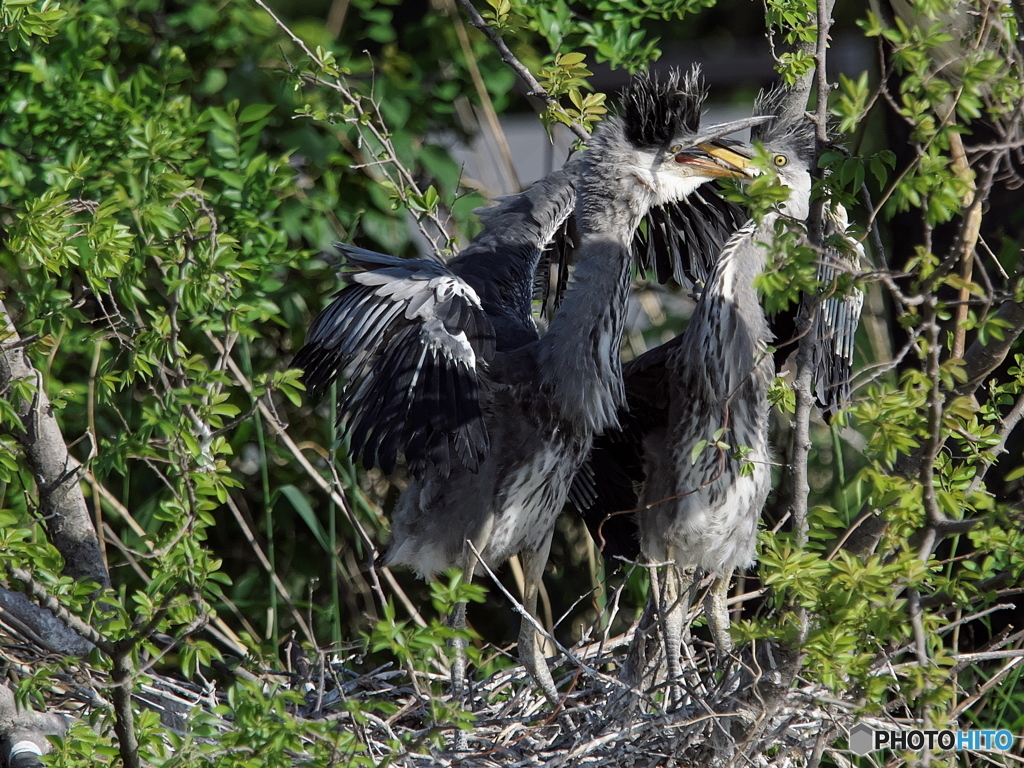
(0, 300, 109, 589)
(454, 0, 590, 142)
(955, 298, 1024, 399)
(786, 0, 836, 553)
(0, 587, 95, 658)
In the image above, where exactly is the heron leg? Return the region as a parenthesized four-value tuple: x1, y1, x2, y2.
(661, 556, 696, 709)
(619, 564, 665, 699)
(519, 537, 575, 734)
(704, 571, 735, 661)
(447, 553, 479, 751)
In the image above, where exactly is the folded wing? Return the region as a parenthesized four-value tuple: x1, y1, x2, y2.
(569, 341, 676, 564)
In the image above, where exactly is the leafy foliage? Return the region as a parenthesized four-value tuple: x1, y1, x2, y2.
(0, 0, 1023, 765)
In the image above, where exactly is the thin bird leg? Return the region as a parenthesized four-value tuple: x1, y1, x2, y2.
(609, 564, 665, 721)
(620, 563, 666, 695)
(661, 554, 696, 709)
(447, 550, 479, 751)
(518, 536, 575, 732)
(704, 570, 735, 660)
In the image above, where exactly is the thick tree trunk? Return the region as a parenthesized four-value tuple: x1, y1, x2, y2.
(0, 300, 109, 588)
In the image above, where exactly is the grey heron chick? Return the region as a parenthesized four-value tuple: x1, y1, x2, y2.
(582, 89, 820, 702)
(293, 69, 763, 723)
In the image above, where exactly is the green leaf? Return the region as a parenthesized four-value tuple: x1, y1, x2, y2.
(239, 103, 275, 123)
(277, 485, 332, 554)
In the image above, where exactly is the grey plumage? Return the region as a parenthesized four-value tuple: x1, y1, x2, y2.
(294, 68, 763, 716)
(810, 204, 866, 414)
(574, 95, 867, 558)
(295, 72, 753, 481)
(578, 89, 823, 703)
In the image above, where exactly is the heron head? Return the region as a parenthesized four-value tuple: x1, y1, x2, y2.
(612, 67, 769, 204)
(622, 67, 706, 150)
(646, 118, 771, 206)
(580, 69, 768, 213)
(697, 88, 817, 219)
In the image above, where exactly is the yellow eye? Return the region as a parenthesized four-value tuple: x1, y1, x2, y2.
(773, 154, 788, 167)
(670, 144, 682, 153)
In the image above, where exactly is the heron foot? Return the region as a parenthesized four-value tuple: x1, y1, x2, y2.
(661, 562, 697, 710)
(519, 622, 577, 735)
(704, 573, 735, 664)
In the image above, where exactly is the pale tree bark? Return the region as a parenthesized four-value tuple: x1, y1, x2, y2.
(0, 299, 109, 587)
(783, 0, 835, 595)
(719, 1, 835, 760)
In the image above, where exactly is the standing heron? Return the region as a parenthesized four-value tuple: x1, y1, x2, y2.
(293, 69, 763, 714)
(573, 132, 864, 571)
(575, 90, 824, 701)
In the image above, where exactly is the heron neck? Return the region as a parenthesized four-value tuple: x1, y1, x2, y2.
(683, 214, 776, 397)
(536, 230, 635, 434)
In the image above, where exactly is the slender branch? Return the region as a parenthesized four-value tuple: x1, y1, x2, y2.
(454, 0, 589, 142)
(950, 656, 1024, 719)
(787, 0, 836, 554)
(893, 295, 1024, 489)
(110, 643, 141, 768)
(949, 133, 982, 360)
(967, 389, 1024, 495)
(205, 331, 429, 630)
(954, 298, 1024, 399)
(4, 565, 112, 654)
(0, 585, 95, 657)
(253, 0, 457, 257)
(465, 540, 629, 693)
(221, 493, 318, 646)
(919, 297, 945, 532)
(812, 0, 833, 144)
(440, 0, 520, 190)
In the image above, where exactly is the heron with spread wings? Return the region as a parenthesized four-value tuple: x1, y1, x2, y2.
(293, 69, 762, 717)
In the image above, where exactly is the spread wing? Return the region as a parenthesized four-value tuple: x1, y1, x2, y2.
(453, 159, 578, 350)
(293, 245, 495, 478)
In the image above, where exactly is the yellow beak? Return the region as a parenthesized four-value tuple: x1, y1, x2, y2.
(696, 141, 755, 176)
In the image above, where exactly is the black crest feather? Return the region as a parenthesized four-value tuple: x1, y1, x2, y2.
(752, 87, 817, 162)
(623, 67, 706, 149)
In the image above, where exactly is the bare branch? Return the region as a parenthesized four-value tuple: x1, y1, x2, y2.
(253, 0, 458, 257)
(4, 565, 111, 654)
(967, 389, 1024, 495)
(786, 0, 836, 554)
(955, 298, 1024, 399)
(454, 0, 590, 142)
(0, 587, 95, 658)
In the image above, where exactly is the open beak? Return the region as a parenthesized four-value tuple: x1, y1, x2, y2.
(673, 138, 756, 178)
(674, 114, 770, 177)
(697, 140, 756, 177)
